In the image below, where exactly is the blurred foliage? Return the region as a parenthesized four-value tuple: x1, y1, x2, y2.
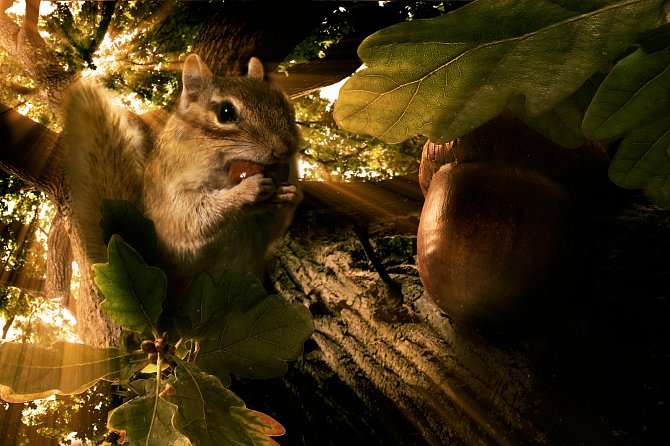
(0, 172, 43, 224)
(40, 1, 191, 110)
(279, 5, 353, 70)
(41, 1, 114, 72)
(0, 169, 81, 429)
(295, 93, 424, 181)
(0, 174, 46, 273)
(0, 382, 115, 445)
(0, 174, 86, 446)
(0, 170, 62, 344)
(281, 2, 428, 181)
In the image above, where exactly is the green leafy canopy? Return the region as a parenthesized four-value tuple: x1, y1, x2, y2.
(333, 0, 670, 205)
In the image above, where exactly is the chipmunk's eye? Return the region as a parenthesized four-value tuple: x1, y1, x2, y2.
(215, 101, 237, 123)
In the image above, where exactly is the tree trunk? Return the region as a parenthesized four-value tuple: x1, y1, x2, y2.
(0, 5, 76, 110)
(229, 182, 669, 446)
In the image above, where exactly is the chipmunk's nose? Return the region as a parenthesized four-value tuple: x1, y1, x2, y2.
(272, 142, 294, 160)
(267, 122, 299, 160)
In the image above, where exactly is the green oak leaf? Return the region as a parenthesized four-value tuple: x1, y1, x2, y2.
(99, 198, 159, 266)
(608, 113, 670, 206)
(173, 271, 267, 339)
(107, 378, 187, 446)
(509, 73, 604, 148)
(93, 234, 166, 337)
(333, 0, 666, 144)
(194, 292, 314, 385)
(583, 25, 670, 141)
(230, 405, 285, 446)
(0, 341, 145, 403)
(164, 365, 206, 434)
(638, 22, 670, 52)
(174, 271, 313, 385)
(163, 364, 284, 446)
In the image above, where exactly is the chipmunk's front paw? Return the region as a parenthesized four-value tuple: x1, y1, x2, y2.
(238, 174, 276, 202)
(273, 183, 303, 205)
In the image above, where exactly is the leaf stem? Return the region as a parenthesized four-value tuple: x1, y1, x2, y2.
(146, 355, 162, 446)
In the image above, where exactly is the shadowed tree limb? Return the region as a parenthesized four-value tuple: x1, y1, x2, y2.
(0, 104, 62, 196)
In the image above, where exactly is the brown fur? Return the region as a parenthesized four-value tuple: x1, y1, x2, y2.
(63, 79, 148, 265)
(63, 54, 302, 305)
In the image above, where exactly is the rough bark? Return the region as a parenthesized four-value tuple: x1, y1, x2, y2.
(44, 213, 72, 304)
(252, 213, 602, 445)
(0, 7, 76, 109)
(229, 181, 669, 446)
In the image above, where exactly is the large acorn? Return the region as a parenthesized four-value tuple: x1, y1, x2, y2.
(417, 111, 609, 334)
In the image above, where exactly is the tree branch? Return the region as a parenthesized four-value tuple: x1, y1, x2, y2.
(299, 173, 424, 235)
(1, 80, 40, 96)
(354, 224, 404, 308)
(89, 1, 116, 55)
(1, 315, 15, 339)
(23, 0, 39, 34)
(296, 119, 337, 127)
(0, 103, 63, 197)
(273, 58, 361, 99)
(0, 269, 46, 299)
(0, 6, 76, 107)
(271, 2, 446, 97)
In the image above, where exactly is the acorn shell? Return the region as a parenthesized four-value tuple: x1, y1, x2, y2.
(417, 162, 582, 332)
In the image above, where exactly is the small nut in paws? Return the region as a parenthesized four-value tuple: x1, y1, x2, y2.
(228, 160, 291, 186)
(228, 160, 267, 185)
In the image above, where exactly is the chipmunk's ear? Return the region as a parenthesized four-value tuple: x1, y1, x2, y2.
(181, 54, 212, 104)
(247, 57, 264, 79)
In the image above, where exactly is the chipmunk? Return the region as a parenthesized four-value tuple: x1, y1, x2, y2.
(63, 54, 302, 308)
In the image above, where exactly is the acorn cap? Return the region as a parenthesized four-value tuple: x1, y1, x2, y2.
(418, 109, 610, 197)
